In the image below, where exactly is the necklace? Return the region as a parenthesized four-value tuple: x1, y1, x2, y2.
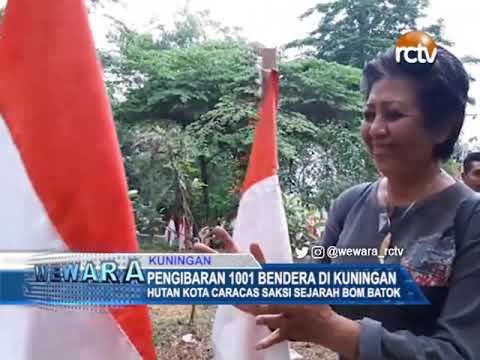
(377, 175, 432, 264)
(377, 170, 450, 263)
(378, 201, 416, 264)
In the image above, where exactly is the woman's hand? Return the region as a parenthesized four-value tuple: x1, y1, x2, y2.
(193, 226, 266, 314)
(193, 226, 238, 253)
(246, 304, 360, 359)
(194, 227, 360, 359)
(193, 226, 265, 261)
(247, 304, 335, 348)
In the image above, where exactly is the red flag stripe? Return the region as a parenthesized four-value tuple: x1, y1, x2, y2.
(241, 71, 279, 193)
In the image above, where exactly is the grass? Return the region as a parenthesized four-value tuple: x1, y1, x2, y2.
(150, 305, 337, 360)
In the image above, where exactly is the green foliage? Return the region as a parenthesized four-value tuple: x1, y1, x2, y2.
(291, 0, 451, 67)
(154, 9, 243, 50)
(280, 122, 376, 209)
(118, 121, 200, 234)
(101, 10, 379, 246)
(279, 58, 363, 123)
(441, 159, 461, 178)
(282, 193, 320, 252)
(109, 39, 258, 126)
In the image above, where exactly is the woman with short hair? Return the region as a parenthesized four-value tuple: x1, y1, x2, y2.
(198, 46, 480, 360)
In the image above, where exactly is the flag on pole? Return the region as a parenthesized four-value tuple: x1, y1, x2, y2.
(0, 1, 156, 359)
(212, 50, 292, 360)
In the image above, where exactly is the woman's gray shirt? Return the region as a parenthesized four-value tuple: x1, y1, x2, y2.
(320, 181, 480, 360)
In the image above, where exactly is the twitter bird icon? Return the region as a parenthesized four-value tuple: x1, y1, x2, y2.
(295, 246, 309, 259)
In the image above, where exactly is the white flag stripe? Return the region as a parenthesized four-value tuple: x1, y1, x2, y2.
(0, 116, 64, 252)
(233, 175, 292, 262)
(213, 175, 291, 360)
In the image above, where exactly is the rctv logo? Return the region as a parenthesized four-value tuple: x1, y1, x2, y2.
(395, 31, 437, 64)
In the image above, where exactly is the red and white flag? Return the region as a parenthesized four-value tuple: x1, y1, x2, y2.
(0, 1, 156, 359)
(212, 63, 293, 359)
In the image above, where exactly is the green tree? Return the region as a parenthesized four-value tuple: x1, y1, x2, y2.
(118, 121, 201, 235)
(291, 0, 451, 67)
(280, 58, 363, 124)
(102, 11, 378, 239)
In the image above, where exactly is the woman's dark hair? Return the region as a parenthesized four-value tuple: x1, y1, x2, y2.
(361, 46, 469, 160)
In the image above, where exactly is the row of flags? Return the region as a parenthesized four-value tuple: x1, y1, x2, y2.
(0, 0, 292, 359)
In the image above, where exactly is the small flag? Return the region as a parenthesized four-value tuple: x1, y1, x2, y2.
(0, 1, 156, 359)
(212, 55, 292, 360)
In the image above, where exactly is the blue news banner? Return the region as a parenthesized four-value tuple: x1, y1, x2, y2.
(0, 253, 428, 306)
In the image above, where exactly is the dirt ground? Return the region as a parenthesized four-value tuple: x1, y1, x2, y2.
(150, 305, 337, 360)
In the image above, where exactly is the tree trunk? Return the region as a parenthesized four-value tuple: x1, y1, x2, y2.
(199, 156, 210, 224)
